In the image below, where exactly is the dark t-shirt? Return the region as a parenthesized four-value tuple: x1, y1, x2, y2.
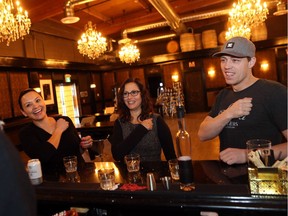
(19, 116, 84, 173)
(209, 79, 287, 151)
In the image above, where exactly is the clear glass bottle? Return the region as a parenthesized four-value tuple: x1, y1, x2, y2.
(175, 105, 191, 157)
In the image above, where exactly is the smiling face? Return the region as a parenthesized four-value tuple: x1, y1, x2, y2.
(20, 91, 47, 121)
(123, 82, 142, 113)
(220, 55, 256, 91)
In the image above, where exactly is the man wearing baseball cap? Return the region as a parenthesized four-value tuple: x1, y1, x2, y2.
(198, 36, 287, 165)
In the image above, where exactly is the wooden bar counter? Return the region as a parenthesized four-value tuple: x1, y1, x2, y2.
(35, 161, 287, 216)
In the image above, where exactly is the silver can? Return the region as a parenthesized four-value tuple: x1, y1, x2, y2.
(27, 159, 43, 185)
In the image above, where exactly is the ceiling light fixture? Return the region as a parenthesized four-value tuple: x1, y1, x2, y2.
(61, 0, 98, 24)
(0, 0, 31, 46)
(77, 21, 107, 59)
(118, 32, 140, 64)
(273, 1, 288, 16)
(61, 5, 80, 24)
(225, 0, 269, 40)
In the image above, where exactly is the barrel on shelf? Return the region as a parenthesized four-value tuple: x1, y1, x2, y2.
(202, 29, 217, 49)
(194, 33, 202, 50)
(166, 40, 179, 53)
(180, 33, 195, 52)
(251, 23, 268, 42)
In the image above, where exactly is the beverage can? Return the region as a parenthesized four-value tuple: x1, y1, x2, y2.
(27, 159, 43, 185)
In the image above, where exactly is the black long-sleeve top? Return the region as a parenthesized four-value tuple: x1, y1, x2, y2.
(19, 116, 84, 173)
(108, 114, 176, 162)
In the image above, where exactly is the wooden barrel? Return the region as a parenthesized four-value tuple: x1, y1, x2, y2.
(180, 33, 195, 52)
(194, 33, 202, 50)
(218, 31, 227, 45)
(202, 30, 217, 49)
(166, 40, 179, 53)
(251, 23, 268, 42)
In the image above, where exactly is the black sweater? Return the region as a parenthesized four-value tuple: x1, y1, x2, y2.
(109, 114, 176, 161)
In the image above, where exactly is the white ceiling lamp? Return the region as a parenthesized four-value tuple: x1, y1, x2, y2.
(61, 4, 80, 24)
(273, 1, 288, 16)
(61, 0, 98, 24)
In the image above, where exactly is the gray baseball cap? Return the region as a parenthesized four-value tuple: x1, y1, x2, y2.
(212, 36, 256, 58)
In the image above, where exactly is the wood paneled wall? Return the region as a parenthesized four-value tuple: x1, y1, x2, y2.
(0, 72, 29, 119)
(203, 57, 226, 90)
(1, 44, 285, 122)
(102, 72, 115, 100)
(0, 72, 12, 119)
(115, 69, 129, 86)
(253, 49, 278, 81)
(10, 72, 29, 117)
(162, 62, 182, 88)
(131, 68, 145, 87)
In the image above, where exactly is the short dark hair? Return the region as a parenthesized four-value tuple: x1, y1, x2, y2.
(18, 88, 40, 110)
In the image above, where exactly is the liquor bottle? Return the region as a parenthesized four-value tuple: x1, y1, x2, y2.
(175, 105, 191, 157)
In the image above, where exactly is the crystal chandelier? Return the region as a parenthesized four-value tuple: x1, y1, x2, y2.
(118, 37, 140, 64)
(77, 21, 107, 59)
(226, 0, 269, 40)
(0, 0, 31, 46)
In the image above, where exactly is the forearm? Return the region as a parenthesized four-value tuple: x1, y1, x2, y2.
(19, 129, 57, 162)
(273, 130, 288, 160)
(272, 143, 287, 160)
(47, 128, 63, 149)
(109, 121, 148, 161)
(198, 111, 232, 141)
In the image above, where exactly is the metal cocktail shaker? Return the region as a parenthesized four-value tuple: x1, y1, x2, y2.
(146, 172, 156, 191)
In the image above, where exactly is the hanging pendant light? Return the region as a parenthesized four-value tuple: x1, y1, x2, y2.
(77, 21, 107, 59)
(225, 0, 269, 40)
(118, 32, 140, 64)
(0, 0, 31, 46)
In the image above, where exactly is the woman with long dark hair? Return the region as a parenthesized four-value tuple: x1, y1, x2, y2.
(18, 88, 93, 173)
(109, 78, 176, 162)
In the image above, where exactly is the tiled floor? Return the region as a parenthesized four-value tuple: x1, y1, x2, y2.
(102, 112, 220, 162)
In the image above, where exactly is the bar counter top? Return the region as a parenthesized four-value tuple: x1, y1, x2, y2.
(35, 160, 287, 216)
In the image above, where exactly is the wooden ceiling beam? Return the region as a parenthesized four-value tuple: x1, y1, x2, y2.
(83, 9, 112, 23)
(135, 0, 151, 12)
(23, 0, 66, 23)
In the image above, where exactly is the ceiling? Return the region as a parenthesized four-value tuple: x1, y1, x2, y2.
(20, 0, 285, 52)
(21, 0, 237, 41)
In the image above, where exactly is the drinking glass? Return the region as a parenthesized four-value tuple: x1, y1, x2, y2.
(168, 159, 180, 181)
(124, 153, 140, 172)
(247, 139, 287, 195)
(178, 156, 195, 191)
(98, 168, 115, 190)
(63, 155, 79, 182)
(63, 155, 77, 173)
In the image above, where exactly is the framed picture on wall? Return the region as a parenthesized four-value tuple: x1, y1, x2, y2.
(39, 79, 54, 105)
